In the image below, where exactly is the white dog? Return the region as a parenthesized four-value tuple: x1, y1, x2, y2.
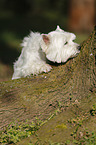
(12, 26, 80, 80)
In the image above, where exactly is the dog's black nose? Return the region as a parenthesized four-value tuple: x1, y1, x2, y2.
(77, 46, 81, 50)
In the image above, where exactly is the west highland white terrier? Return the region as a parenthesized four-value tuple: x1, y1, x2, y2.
(12, 26, 80, 80)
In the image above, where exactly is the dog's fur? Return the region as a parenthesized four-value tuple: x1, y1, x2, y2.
(12, 26, 80, 80)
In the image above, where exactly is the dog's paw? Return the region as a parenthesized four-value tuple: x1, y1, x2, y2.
(42, 64, 52, 73)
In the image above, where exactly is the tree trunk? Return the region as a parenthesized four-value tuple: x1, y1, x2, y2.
(69, 0, 95, 32)
(0, 27, 95, 130)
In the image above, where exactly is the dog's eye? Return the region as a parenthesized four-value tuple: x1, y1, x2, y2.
(65, 42, 68, 45)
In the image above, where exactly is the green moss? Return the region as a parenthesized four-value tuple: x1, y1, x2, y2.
(56, 124, 67, 129)
(90, 104, 96, 116)
(0, 120, 41, 144)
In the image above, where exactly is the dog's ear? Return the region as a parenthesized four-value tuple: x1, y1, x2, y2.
(56, 25, 64, 32)
(42, 34, 50, 45)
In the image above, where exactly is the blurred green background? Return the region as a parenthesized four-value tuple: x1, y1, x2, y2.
(0, 0, 92, 81)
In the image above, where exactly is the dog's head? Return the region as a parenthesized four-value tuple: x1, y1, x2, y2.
(41, 26, 80, 63)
